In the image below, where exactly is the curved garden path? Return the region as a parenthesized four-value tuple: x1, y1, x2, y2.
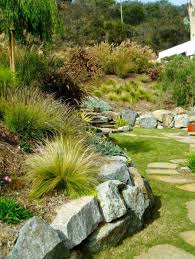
(95, 129, 195, 259)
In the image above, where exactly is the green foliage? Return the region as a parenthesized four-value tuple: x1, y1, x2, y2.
(81, 96, 112, 112)
(95, 79, 155, 105)
(188, 153, 195, 173)
(0, 67, 14, 93)
(114, 116, 129, 128)
(0, 0, 58, 41)
(0, 88, 83, 141)
(91, 41, 155, 78)
(159, 56, 195, 107)
(88, 134, 127, 157)
(0, 197, 32, 224)
(26, 136, 100, 199)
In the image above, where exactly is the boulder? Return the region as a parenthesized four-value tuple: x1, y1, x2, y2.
(129, 167, 155, 208)
(162, 113, 174, 128)
(117, 125, 131, 132)
(137, 114, 157, 129)
(102, 111, 120, 121)
(188, 112, 195, 123)
(174, 107, 186, 115)
(108, 156, 128, 165)
(174, 114, 189, 128)
(83, 216, 130, 253)
(121, 109, 138, 127)
(96, 181, 127, 223)
(52, 197, 103, 249)
(99, 160, 132, 184)
(8, 217, 69, 259)
(152, 110, 169, 122)
(0, 251, 3, 259)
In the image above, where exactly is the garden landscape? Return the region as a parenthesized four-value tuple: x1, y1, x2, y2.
(1, 0, 195, 258)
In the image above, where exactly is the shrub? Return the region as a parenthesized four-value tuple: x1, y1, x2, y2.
(159, 56, 195, 107)
(114, 116, 129, 128)
(26, 136, 100, 199)
(0, 88, 84, 141)
(0, 197, 32, 224)
(91, 41, 155, 78)
(0, 67, 14, 94)
(188, 153, 195, 173)
(88, 134, 127, 157)
(81, 96, 112, 112)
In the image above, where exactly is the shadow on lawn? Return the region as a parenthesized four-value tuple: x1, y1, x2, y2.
(144, 195, 161, 226)
(111, 138, 154, 155)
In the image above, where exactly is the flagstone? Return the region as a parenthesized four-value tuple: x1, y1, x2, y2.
(170, 159, 187, 164)
(150, 175, 194, 184)
(186, 200, 195, 223)
(134, 244, 195, 259)
(177, 183, 195, 192)
(180, 231, 195, 247)
(146, 169, 180, 175)
(147, 162, 178, 169)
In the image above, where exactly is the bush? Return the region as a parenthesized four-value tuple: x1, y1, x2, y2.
(0, 88, 84, 142)
(188, 153, 195, 173)
(26, 136, 100, 199)
(95, 79, 154, 104)
(159, 56, 195, 107)
(0, 67, 14, 94)
(91, 41, 155, 78)
(81, 96, 112, 112)
(114, 116, 129, 128)
(88, 134, 127, 157)
(0, 197, 32, 224)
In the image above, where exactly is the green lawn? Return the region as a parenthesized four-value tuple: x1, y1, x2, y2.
(95, 129, 195, 259)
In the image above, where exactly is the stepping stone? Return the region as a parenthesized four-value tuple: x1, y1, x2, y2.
(147, 162, 178, 169)
(180, 231, 195, 246)
(186, 200, 195, 223)
(177, 183, 195, 192)
(150, 175, 194, 184)
(134, 244, 195, 259)
(146, 169, 180, 175)
(170, 159, 187, 164)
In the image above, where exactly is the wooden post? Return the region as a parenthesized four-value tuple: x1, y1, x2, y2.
(9, 30, 16, 73)
(120, 0, 124, 24)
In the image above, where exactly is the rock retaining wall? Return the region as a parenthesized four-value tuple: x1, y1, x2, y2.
(5, 156, 154, 259)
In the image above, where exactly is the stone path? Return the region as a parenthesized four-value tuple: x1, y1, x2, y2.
(147, 162, 178, 169)
(146, 168, 180, 175)
(150, 175, 194, 184)
(177, 183, 195, 192)
(186, 200, 195, 223)
(180, 231, 195, 246)
(134, 244, 195, 259)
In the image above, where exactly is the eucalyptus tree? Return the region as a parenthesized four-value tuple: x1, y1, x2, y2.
(0, 0, 58, 72)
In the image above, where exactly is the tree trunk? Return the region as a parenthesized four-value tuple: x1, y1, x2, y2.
(9, 30, 16, 73)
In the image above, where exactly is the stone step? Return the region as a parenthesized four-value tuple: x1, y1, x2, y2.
(147, 162, 178, 169)
(186, 200, 195, 223)
(150, 175, 194, 184)
(146, 169, 180, 175)
(177, 183, 195, 192)
(134, 244, 195, 259)
(180, 231, 195, 247)
(170, 159, 187, 164)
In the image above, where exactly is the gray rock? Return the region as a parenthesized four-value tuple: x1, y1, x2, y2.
(152, 110, 170, 122)
(108, 156, 128, 165)
(99, 160, 132, 184)
(97, 181, 127, 223)
(52, 197, 103, 249)
(0, 251, 3, 259)
(102, 111, 120, 121)
(121, 109, 138, 127)
(174, 114, 189, 128)
(157, 124, 163, 129)
(137, 114, 157, 129)
(83, 216, 130, 253)
(174, 107, 186, 115)
(92, 115, 109, 124)
(162, 113, 174, 128)
(122, 186, 149, 220)
(9, 217, 69, 259)
(177, 166, 192, 174)
(118, 125, 130, 132)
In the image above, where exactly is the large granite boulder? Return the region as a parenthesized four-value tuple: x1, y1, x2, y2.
(129, 167, 155, 208)
(121, 109, 138, 127)
(83, 216, 130, 253)
(8, 217, 69, 259)
(99, 160, 132, 184)
(162, 113, 174, 128)
(52, 197, 103, 249)
(152, 110, 170, 122)
(108, 156, 128, 165)
(97, 180, 127, 223)
(122, 186, 150, 235)
(137, 114, 157, 129)
(174, 107, 186, 115)
(174, 114, 189, 128)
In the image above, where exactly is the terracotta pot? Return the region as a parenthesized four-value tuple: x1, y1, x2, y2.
(188, 123, 195, 135)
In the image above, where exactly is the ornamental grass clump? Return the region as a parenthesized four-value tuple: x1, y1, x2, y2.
(26, 136, 100, 199)
(188, 153, 195, 173)
(0, 88, 84, 141)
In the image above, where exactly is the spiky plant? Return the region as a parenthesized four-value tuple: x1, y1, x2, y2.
(26, 136, 100, 199)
